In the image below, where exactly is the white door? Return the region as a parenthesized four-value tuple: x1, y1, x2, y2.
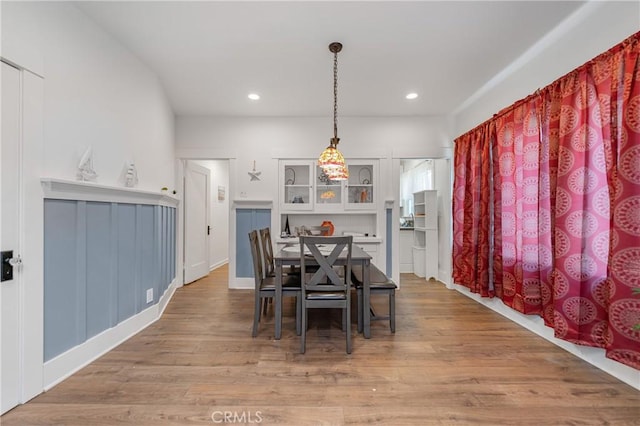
(1, 61, 23, 414)
(183, 161, 210, 284)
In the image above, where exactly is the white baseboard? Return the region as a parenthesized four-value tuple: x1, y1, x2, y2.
(210, 259, 229, 271)
(438, 269, 453, 288)
(399, 264, 414, 273)
(158, 281, 177, 315)
(43, 280, 178, 390)
(230, 277, 254, 289)
(452, 282, 640, 390)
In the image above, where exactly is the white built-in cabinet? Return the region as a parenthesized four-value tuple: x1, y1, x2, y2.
(277, 159, 382, 267)
(279, 160, 377, 213)
(412, 190, 438, 280)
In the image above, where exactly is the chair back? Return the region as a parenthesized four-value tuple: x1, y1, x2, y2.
(259, 227, 274, 277)
(300, 236, 352, 293)
(248, 230, 263, 290)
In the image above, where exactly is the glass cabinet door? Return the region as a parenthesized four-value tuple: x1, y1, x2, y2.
(345, 161, 376, 210)
(280, 161, 313, 211)
(314, 166, 343, 210)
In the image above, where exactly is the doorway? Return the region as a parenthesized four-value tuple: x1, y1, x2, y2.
(183, 159, 230, 284)
(397, 158, 451, 283)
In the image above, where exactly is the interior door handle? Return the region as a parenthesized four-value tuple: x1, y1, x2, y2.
(1, 250, 21, 282)
(8, 255, 22, 266)
(207, 225, 211, 235)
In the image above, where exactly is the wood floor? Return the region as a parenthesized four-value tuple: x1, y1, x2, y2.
(3, 265, 639, 425)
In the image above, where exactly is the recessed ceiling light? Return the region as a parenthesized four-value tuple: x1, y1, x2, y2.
(405, 93, 418, 100)
(248, 93, 260, 101)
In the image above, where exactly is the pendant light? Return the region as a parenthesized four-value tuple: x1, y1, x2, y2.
(318, 42, 349, 181)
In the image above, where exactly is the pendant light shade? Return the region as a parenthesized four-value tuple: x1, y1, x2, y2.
(318, 42, 349, 181)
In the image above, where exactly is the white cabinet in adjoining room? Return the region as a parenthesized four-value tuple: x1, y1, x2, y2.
(412, 190, 438, 280)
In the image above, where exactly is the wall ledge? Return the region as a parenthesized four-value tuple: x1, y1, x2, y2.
(41, 178, 180, 207)
(232, 199, 273, 209)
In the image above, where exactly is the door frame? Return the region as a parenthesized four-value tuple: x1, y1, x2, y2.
(0, 59, 45, 410)
(175, 155, 235, 288)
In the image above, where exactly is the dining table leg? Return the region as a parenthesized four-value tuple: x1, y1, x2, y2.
(275, 260, 283, 340)
(363, 259, 371, 339)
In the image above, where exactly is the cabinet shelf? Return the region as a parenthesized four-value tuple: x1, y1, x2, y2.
(412, 190, 438, 280)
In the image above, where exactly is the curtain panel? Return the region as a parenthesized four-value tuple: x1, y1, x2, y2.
(452, 32, 640, 370)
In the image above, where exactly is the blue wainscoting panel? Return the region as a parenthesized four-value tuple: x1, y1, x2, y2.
(86, 202, 114, 339)
(117, 204, 137, 322)
(235, 208, 271, 278)
(44, 200, 80, 361)
(169, 207, 175, 285)
(236, 209, 254, 278)
(44, 199, 176, 362)
(138, 205, 155, 308)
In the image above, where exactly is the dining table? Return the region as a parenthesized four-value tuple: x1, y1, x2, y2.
(273, 242, 372, 340)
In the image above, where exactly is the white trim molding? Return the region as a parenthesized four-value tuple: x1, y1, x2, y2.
(41, 178, 180, 207)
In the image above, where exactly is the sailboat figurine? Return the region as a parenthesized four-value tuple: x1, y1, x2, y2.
(76, 146, 98, 182)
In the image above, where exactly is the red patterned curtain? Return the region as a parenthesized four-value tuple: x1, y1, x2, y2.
(494, 98, 552, 316)
(452, 124, 493, 296)
(452, 32, 640, 370)
(606, 39, 640, 367)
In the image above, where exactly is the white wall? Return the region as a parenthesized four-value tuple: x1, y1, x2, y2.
(454, 1, 640, 134)
(177, 116, 451, 200)
(1, 1, 176, 191)
(176, 115, 453, 287)
(193, 160, 230, 270)
(452, 1, 640, 389)
(1, 1, 177, 401)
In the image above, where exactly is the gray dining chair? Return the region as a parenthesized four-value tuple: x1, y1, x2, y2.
(299, 235, 353, 354)
(249, 230, 301, 337)
(259, 227, 276, 278)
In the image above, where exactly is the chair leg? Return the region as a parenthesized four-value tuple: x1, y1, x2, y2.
(356, 288, 363, 333)
(346, 303, 352, 354)
(262, 297, 270, 315)
(296, 294, 302, 336)
(300, 302, 307, 354)
(252, 294, 261, 337)
(390, 291, 396, 333)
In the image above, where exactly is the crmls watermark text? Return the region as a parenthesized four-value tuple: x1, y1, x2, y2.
(211, 411, 263, 424)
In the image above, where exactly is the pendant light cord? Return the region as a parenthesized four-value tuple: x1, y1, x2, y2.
(333, 47, 338, 142)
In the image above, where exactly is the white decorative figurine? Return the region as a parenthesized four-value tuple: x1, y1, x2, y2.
(248, 160, 261, 181)
(124, 161, 138, 188)
(76, 146, 98, 182)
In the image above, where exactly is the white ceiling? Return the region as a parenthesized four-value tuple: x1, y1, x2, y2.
(75, 1, 586, 117)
